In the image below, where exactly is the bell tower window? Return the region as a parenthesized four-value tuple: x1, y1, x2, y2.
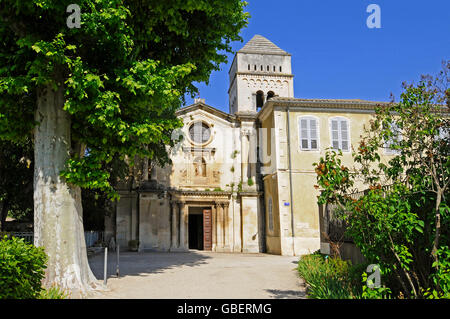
(256, 90, 265, 110)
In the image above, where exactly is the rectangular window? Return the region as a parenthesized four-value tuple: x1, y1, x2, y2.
(330, 118, 350, 151)
(384, 122, 401, 154)
(299, 117, 319, 151)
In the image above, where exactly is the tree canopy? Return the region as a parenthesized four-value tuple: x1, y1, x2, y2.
(0, 0, 249, 197)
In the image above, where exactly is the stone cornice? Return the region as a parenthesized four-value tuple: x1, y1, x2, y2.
(238, 191, 263, 197)
(236, 71, 294, 78)
(235, 111, 258, 122)
(238, 50, 291, 56)
(228, 72, 294, 92)
(176, 102, 236, 123)
(257, 97, 390, 122)
(169, 189, 232, 197)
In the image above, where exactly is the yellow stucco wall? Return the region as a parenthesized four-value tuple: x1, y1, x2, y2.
(260, 104, 394, 255)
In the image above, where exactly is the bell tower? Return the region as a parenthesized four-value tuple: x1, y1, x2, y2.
(228, 35, 294, 114)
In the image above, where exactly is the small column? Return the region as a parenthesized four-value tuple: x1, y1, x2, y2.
(224, 202, 233, 252)
(142, 157, 149, 181)
(212, 204, 217, 251)
(150, 165, 157, 180)
(170, 201, 179, 250)
(241, 130, 249, 184)
(179, 202, 188, 250)
(216, 203, 224, 250)
(248, 130, 258, 189)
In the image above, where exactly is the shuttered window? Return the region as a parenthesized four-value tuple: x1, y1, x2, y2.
(330, 117, 350, 151)
(384, 122, 401, 154)
(299, 117, 319, 151)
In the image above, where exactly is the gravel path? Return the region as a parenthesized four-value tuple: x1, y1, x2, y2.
(88, 251, 306, 299)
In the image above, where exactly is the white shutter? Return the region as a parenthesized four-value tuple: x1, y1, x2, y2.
(384, 122, 401, 154)
(331, 118, 350, 151)
(340, 120, 349, 151)
(310, 119, 318, 150)
(299, 117, 319, 150)
(331, 119, 340, 150)
(300, 119, 309, 150)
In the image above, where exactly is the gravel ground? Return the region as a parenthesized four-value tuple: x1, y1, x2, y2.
(87, 250, 306, 299)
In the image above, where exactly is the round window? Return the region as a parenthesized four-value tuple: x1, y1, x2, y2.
(189, 122, 211, 144)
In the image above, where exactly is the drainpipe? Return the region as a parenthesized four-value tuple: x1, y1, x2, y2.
(286, 105, 296, 256)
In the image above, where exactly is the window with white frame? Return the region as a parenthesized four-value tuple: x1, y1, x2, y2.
(384, 122, 402, 154)
(299, 116, 319, 151)
(267, 197, 274, 232)
(330, 117, 350, 151)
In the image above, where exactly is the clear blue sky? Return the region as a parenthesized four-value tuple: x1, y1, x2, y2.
(185, 0, 450, 112)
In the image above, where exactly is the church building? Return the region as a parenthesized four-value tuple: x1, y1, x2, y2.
(111, 35, 390, 256)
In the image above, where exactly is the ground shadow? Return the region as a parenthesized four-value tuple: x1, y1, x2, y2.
(88, 250, 212, 280)
(264, 289, 306, 299)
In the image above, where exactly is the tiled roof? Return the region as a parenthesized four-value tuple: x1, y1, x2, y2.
(238, 35, 289, 55)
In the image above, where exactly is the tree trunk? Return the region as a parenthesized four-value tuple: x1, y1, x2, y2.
(34, 82, 100, 298)
(431, 190, 442, 266)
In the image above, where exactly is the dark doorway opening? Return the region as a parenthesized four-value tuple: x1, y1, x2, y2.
(188, 213, 204, 250)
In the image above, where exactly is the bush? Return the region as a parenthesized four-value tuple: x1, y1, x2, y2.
(38, 285, 68, 299)
(297, 253, 359, 299)
(0, 235, 47, 299)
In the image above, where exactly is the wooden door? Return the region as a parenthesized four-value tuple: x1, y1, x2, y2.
(203, 209, 212, 251)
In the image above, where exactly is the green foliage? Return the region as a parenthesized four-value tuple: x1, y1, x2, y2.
(423, 246, 450, 298)
(358, 267, 392, 299)
(0, 0, 249, 199)
(247, 178, 254, 187)
(314, 64, 450, 298)
(297, 253, 359, 299)
(0, 139, 33, 228)
(297, 253, 397, 299)
(38, 285, 68, 299)
(0, 236, 47, 299)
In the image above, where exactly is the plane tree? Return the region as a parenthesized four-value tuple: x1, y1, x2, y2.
(0, 0, 248, 296)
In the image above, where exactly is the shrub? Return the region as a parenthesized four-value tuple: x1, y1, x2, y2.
(360, 271, 392, 299)
(0, 235, 47, 299)
(297, 253, 356, 299)
(38, 285, 68, 299)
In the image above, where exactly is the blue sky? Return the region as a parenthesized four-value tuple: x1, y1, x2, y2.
(184, 1, 450, 113)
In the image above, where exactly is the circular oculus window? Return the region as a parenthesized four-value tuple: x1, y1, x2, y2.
(188, 122, 211, 145)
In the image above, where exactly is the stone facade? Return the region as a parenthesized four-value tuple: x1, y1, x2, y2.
(111, 35, 391, 256)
